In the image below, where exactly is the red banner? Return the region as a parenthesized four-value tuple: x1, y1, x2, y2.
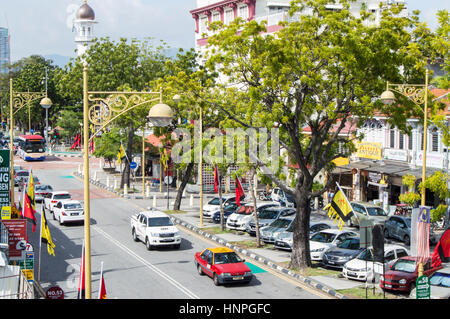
(2, 219, 27, 260)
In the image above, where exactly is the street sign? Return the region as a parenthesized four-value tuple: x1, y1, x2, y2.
(46, 286, 64, 299)
(0, 150, 10, 209)
(1, 219, 27, 260)
(416, 275, 431, 299)
(130, 161, 137, 169)
(1, 206, 11, 219)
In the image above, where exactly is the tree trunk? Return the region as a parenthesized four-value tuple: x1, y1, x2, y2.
(290, 193, 312, 270)
(173, 162, 194, 210)
(218, 169, 224, 232)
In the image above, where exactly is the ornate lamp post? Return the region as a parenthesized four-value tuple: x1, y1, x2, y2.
(82, 64, 174, 298)
(380, 69, 429, 275)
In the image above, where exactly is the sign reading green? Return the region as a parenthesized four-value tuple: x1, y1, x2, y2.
(416, 275, 431, 299)
(0, 150, 10, 209)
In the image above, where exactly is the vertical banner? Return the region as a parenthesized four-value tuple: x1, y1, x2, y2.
(2, 219, 27, 260)
(0, 149, 10, 210)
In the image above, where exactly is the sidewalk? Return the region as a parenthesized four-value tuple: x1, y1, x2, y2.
(71, 162, 361, 299)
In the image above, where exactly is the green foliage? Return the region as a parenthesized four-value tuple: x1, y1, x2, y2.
(399, 192, 421, 206)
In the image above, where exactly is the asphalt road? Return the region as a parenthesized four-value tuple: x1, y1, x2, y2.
(18, 156, 325, 300)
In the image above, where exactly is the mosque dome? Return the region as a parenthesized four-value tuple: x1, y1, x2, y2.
(76, 1, 95, 20)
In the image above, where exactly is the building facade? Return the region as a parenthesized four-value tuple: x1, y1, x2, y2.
(0, 27, 10, 74)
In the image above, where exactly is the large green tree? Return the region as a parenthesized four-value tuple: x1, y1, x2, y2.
(179, 0, 442, 269)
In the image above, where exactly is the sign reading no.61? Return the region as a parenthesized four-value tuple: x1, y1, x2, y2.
(0, 150, 10, 210)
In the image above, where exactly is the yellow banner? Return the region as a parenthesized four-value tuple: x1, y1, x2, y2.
(1, 206, 11, 220)
(357, 142, 382, 160)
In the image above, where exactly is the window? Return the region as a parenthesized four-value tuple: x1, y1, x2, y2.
(399, 133, 404, 149)
(396, 249, 408, 259)
(238, 5, 248, 20)
(390, 129, 395, 148)
(408, 132, 413, 150)
(224, 8, 234, 24)
(212, 11, 221, 22)
(421, 132, 424, 150)
(385, 250, 396, 262)
(431, 127, 439, 152)
(199, 16, 208, 34)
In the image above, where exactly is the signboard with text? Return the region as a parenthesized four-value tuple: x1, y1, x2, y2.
(0, 150, 10, 209)
(416, 275, 431, 299)
(1, 219, 27, 260)
(357, 142, 382, 160)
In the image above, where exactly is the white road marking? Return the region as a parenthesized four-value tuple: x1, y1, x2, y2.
(92, 225, 200, 299)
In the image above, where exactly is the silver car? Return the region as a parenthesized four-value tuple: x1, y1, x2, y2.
(349, 201, 389, 227)
(274, 222, 332, 251)
(384, 215, 438, 245)
(260, 216, 295, 244)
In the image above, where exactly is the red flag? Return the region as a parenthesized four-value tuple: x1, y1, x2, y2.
(78, 245, 85, 299)
(431, 240, 442, 268)
(214, 165, 219, 193)
(98, 267, 107, 299)
(235, 173, 245, 206)
(22, 192, 37, 232)
(431, 228, 450, 268)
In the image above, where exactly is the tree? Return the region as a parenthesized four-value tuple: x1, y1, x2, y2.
(187, 0, 440, 269)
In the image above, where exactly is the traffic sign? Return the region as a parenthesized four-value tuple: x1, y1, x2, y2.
(130, 161, 137, 169)
(416, 275, 430, 299)
(46, 286, 64, 299)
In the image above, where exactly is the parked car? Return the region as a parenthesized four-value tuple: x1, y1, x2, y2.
(348, 201, 389, 227)
(246, 205, 293, 236)
(410, 265, 450, 299)
(14, 170, 29, 186)
(322, 236, 365, 269)
(270, 187, 295, 208)
(131, 210, 181, 250)
(226, 204, 254, 231)
(202, 195, 244, 219)
(260, 216, 295, 244)
(384, 215, 438, 245)
(212, 202, 240, 224)
(342, 244, 409, 282)
(380, 256, 443, 293)
(18, 176, 40, 191)
(194, 247, 252, 286)
(52, 200, 84, 225)
(309, 229, 359, 261)
(274, 222, 332, 251)
(35, 184, 53, 202)
(44, 191, 72, 213)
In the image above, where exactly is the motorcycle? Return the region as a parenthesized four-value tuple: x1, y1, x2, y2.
(258, 191, 272, 201)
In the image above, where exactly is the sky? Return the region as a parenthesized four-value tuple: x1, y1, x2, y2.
(0, 0, 448, 64)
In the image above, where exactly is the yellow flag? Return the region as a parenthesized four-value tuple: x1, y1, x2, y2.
(117, 143, 126, 165)
(41, 209, 55, 256)
(26, 170, 36, 212)
(326, 187, 354, 230)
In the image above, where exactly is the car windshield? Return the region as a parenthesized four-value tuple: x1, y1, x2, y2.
(148, 217, 173, 227)
(404, 218, 412, 227)
(24, 140, 45, 153)
(258, 209, 279, 219)
(208, 198, 220, 205)
(366, 207, 387, 216)
(214, 252, 242, 264)
(357, 249, 374, 261)
(430, 272, 450, 288)
(311, 232, 336, 243)
(337, 238, 360, 249)
(54, 194, 71, 200)
(64, 203, 82, 210)
(391, 259, 416, 273)
(269, 218, 292, 228)
(36, 185, 50, 191)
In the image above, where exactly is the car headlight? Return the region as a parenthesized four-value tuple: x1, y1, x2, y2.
(399, 279, 407, 285)
(311, 248, 325, 252)
(150, 233, 160, 237)
(223, 273, 231, 277)
(244, 271, 252, 276)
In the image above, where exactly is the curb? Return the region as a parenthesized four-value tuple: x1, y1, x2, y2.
(75, 171, 349, 300)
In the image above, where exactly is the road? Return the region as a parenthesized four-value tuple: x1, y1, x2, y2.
(17, 155, 326, 300)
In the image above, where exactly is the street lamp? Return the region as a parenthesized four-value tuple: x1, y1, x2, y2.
(172, 94, 204, 227)
(39, 96, 52, 143)
(148, 102, 174, 210)
(380, 69, 429, 276)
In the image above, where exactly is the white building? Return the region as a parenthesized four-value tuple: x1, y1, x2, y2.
(73, 0, 97, 57)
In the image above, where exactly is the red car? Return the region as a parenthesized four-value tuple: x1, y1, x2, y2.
(194, 247, 253, 286)
(380, 256, 442, 293)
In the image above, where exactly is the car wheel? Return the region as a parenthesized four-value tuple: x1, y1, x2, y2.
(404, 234, 410, 245)
(145, 237, 153, 251)
(197, 264, 204, 276)
(52, 211, 56, 221)
(58, 216, 63, 226)
(213, 273, 220, 286)
(409, 282, 416, 293)
(173, 243, 181, 249)
(384, 228, 390, 239)
(132, 228, 139, 242)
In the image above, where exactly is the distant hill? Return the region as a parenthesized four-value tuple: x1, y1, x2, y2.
(44, 54, 72, 68)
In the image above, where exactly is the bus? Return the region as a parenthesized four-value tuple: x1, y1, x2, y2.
(17, 135, 46, 161)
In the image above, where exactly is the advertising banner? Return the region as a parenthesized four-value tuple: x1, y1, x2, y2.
(0, 150, 10, 209)
(357, 142, 382, 160)
(1, 219, 27, 260)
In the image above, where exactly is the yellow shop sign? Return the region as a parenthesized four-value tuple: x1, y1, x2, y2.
(357, 142, 382, 160)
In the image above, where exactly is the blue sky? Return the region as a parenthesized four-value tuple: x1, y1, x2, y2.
(0, 0, 448, 63)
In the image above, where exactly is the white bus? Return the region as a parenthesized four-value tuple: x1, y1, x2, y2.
(17, 135, 46, 161)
